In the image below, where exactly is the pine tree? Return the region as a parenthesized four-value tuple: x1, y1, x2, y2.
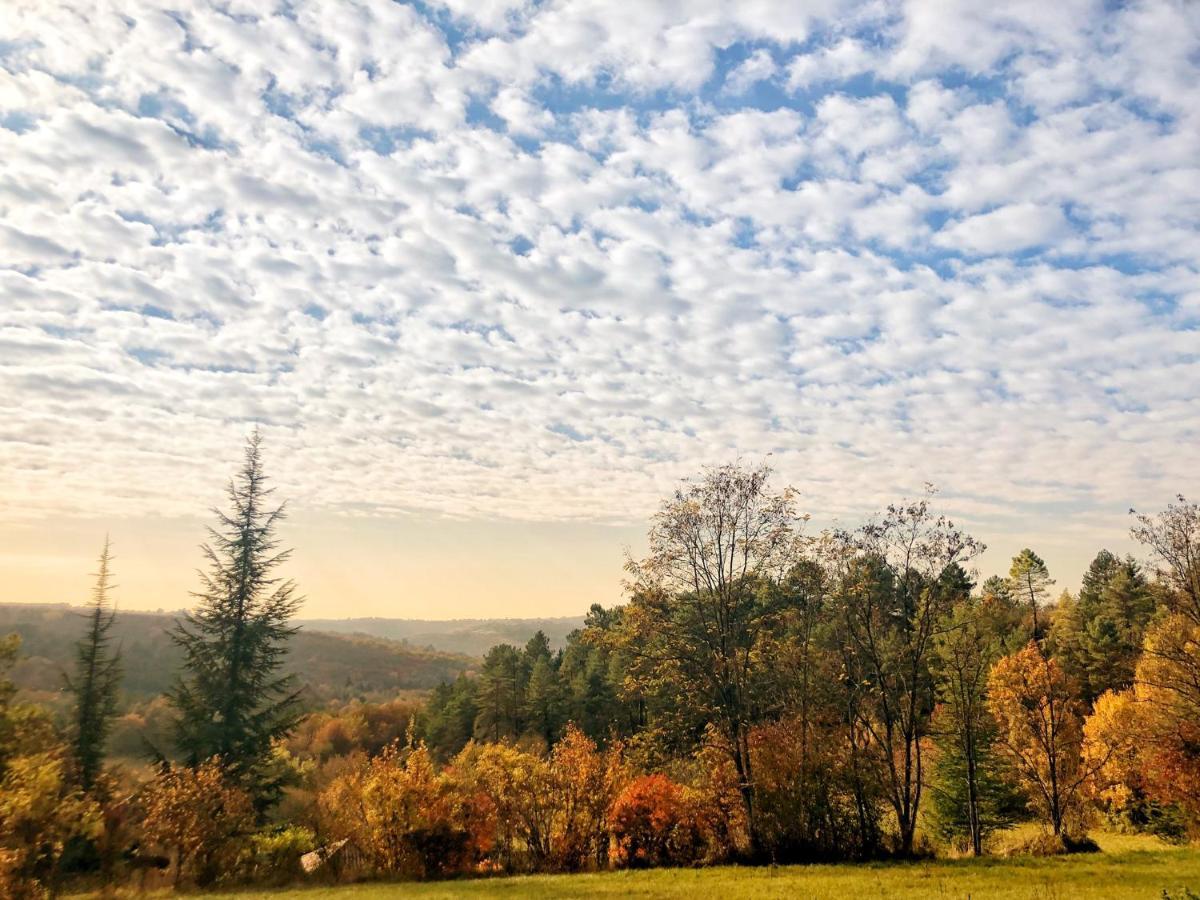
(1009, 548, 1054, 641)
(67, 537, 122, 793)
(525, 656, 566, 746)
(170, 431, 302, 807)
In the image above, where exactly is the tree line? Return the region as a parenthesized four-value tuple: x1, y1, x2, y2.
(1, 435, 1198, 895)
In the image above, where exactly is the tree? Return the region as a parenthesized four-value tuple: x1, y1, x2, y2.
(1009, 549, 1054, 641)
(66, 538, 123, 793)
(1130, 495, 1199, 623)
(930, 596, 1022, 854)
(0, 751, 103, 898)
(1051, 553, 1153, 703)
(318, 743, 485, 879)
(525, 656, 567, 747)
(170, 431, 303, 807)
(139, 759, 255, 888)
(620, 462, 803, 854)
(829, 493, 983, 855)
(0, 636, 56, 779)
(473, 644, 524, 742)
(988, 643, 1087, 836)
(1130, 615, 1200, 835)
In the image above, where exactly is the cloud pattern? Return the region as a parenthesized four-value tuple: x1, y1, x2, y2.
(1, 0, 1197, 550)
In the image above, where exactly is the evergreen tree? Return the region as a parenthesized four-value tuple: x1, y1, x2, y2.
(525, 655, 567, 746)
(1009, 548, 1054, 641)
(1052, 552, 1154, 702)
(170, 431, 302, 807)
(474, 644, 523, 741)
(66, 537, 122, 793)
(930, 597, 1023, 854)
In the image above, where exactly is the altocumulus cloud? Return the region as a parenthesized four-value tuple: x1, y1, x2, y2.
(0, 0, 1197, 544)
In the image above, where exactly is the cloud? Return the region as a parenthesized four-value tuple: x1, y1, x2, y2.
(935, 203, 1070, 256)
(0, 0, 1195, 575)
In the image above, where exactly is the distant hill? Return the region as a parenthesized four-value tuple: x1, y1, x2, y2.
(0, 603, 474, 707)
(297, 615, 587, 657)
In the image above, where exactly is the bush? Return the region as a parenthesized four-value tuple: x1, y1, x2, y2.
(608, 774, 703, 868)
(318, 743, 485, 880)
(248, 826, 315, 885)
(138, 759, 255, 888)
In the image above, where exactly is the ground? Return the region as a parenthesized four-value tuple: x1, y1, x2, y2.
(139, 833, 1200, 899)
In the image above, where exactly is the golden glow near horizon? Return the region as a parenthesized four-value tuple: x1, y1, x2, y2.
(0, 500, 1142, 619)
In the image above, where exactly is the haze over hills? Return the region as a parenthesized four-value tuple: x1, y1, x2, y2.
(299, 615, 587, 657)
(0, 603, 477, 707)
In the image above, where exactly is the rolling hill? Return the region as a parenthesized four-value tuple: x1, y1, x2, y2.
(0, 603, 475, 707)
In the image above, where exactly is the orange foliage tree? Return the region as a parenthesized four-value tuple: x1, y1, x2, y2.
(608, 774, 704, 868)
(139, 759, 255, 888)
(987, 643, 1087, 836)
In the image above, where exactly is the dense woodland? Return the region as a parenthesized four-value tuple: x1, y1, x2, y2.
(1, 433, 1198, 896)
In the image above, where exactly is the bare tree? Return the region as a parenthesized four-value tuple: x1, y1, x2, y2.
(1131, 495, 1200, 624)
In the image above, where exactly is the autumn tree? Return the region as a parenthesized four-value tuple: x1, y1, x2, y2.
(1126, 496, 1200, 833)
(620, 462, 804, 855)
(139, 759, 255, 888)
(546, 724, 627, 870)
(828, 492, 982, 855)
(170, 431, 303, 807)
(318, 743, 484, 879)
(0, 751, 103, 898)
(1009, 549, 1054, 641)
(988, 643, 1088, 836)
(66, 538, 123, 794)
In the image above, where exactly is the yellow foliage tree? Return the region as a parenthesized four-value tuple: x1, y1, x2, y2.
(318, 742, 486, 879)
(988, 643, 1087, 836)
(139, 759, 255, 888)
(0, 751, 102, 899)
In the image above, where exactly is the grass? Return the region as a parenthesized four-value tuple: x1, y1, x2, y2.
(172, 832, 1200, 900)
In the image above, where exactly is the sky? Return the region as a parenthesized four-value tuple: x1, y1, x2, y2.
(1, 0, 1197, 619)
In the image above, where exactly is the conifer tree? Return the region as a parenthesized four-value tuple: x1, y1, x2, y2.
(67, 537, 122, 793)
(170, 431, 302, 806)
(1009, 548, 1054, 641)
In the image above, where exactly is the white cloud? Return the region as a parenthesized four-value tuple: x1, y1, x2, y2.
(0, 0, 1195, 578)
(935, 203, 1070, 255)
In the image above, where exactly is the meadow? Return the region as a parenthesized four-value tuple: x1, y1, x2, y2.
(183, 833, 1199, 899)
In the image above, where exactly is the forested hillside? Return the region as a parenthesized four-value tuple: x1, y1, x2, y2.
(0, 604, 473, 706)
(297, 616, 584, 657)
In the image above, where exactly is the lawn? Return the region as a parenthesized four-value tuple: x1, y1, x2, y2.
(183, 833, 1200, 900)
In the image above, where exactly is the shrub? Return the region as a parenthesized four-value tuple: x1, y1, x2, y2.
(138, 759, 255, 888)
(0, 751, 102, 898)
(608, 774, 703, 868)
(248, 825, 315, 885)
(318, 742, 484, 879)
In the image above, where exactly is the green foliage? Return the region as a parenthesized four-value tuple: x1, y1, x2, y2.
(247, 825, 315, 885)
(1052, 551, 1156, 702)
(170, 431, 304, 806)
(926, 708, 1025, 850)
(66, 537, 122, 793)
(1009, 548, 1054, 640)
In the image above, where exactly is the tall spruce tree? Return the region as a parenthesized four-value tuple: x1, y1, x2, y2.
(66, 537, 122, 793)
(170, 431, 302, 806)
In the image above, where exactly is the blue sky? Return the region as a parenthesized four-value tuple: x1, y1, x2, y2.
(0, 0, 1197, 615)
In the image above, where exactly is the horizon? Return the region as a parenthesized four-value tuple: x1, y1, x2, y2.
(2, 1, 1196, 618)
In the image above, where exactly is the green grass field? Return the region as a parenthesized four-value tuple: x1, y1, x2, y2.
(182, 833, 1200, 900)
